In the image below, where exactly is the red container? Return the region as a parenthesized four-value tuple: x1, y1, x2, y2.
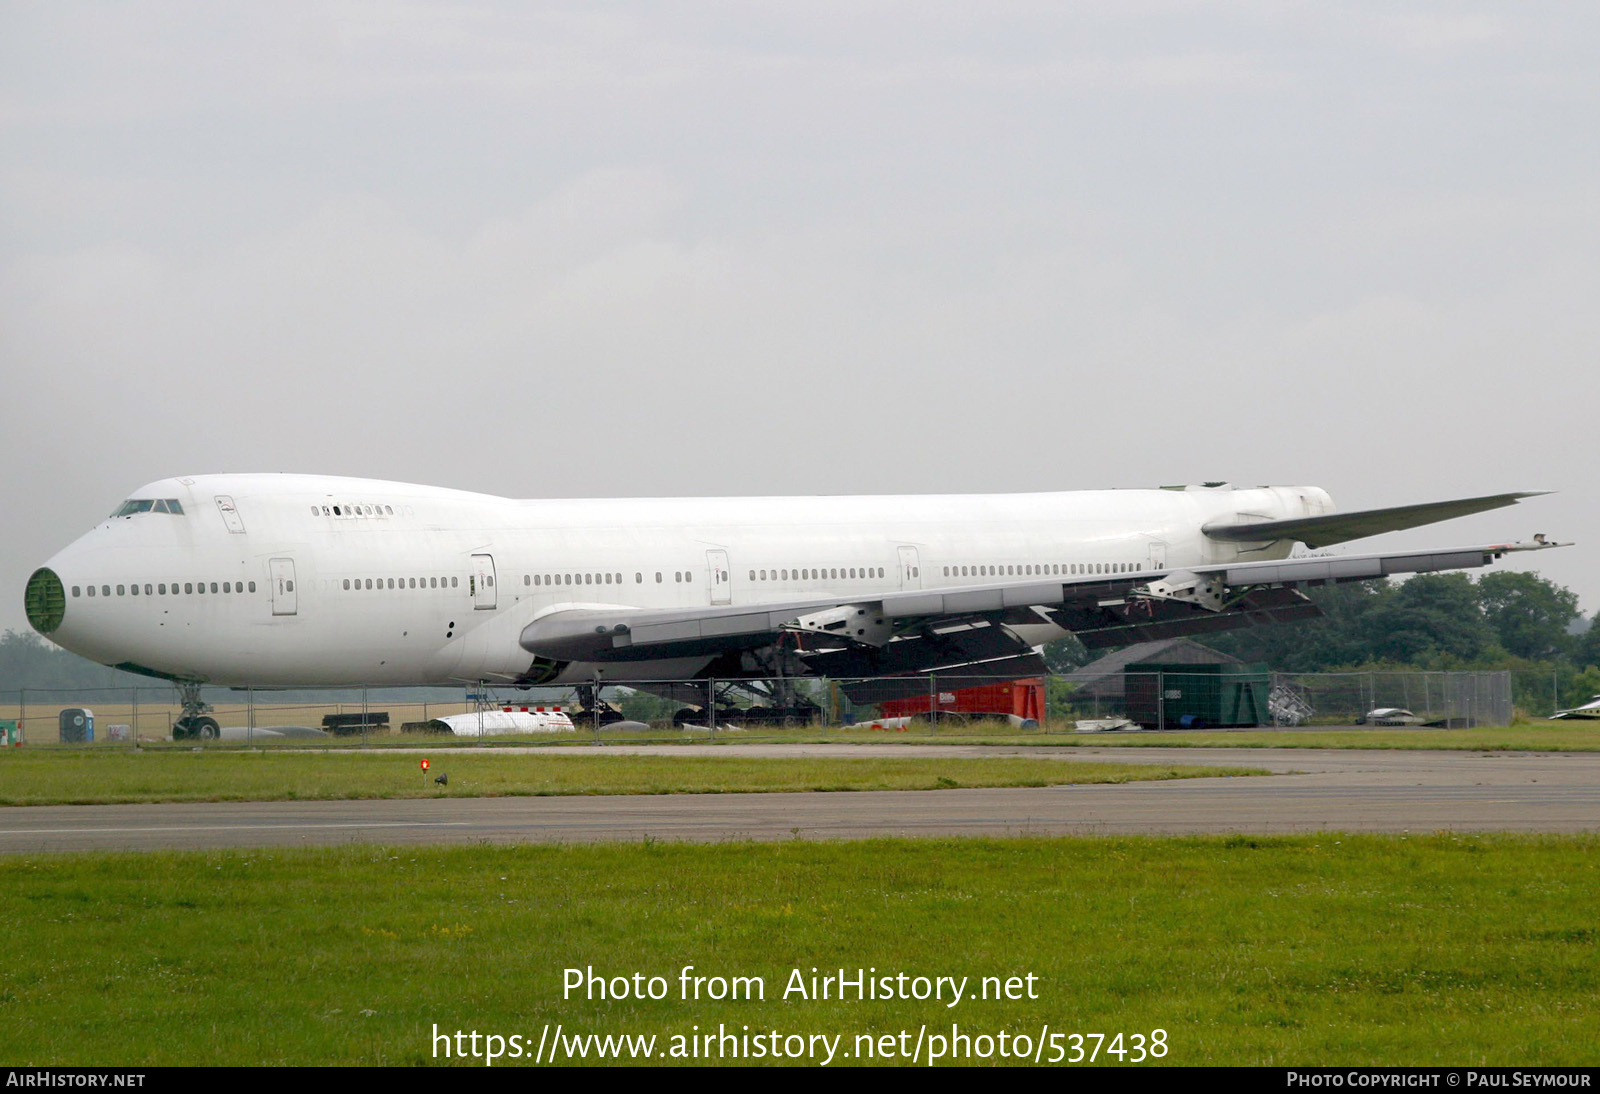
(878, 678, 1043, 722)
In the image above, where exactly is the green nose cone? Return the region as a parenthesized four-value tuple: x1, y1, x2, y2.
(25, 568, 65, 635)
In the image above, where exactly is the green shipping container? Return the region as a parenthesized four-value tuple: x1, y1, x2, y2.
(1124, 663, 1270, 729)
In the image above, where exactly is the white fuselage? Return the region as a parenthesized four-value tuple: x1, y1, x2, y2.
(32, 475, 1329, 687)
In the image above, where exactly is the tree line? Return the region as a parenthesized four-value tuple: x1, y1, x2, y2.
(1044, 570, 1598, 712)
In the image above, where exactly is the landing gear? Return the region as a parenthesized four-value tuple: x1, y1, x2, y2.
(571, 682, 627, 729)
(171, 683, 219, 740)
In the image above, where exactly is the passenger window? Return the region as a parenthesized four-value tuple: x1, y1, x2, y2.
(385, 506, 393, 515)
(343, 579, 350, 590)
(636, 573, 643, 583)
(781, 569, 788, 580)
(685, 571, 692, 582)
(333, 506, 341, 516)
(248, 581, 256, 592)
(675, 572, 681, 583)
(182, 583, 191, 594)
(209, 582, 217, 593)
(88, 586, 96, 597)
(116, 585, 124, 595)
(144, 584, 152, 595)
(656, 572, 662, 583)
(72, 586, 80, 597)
(452, 577, 458, 587)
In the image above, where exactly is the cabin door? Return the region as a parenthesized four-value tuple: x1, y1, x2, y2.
(471, 554, 497, 610)
(706, 549, 731, 605)
(897, 546, 922, 590)
(269, 558, 297, 616)
(1148, 541, 1167, 571)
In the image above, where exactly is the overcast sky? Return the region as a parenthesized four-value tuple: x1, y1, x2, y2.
(2, 1, 1596, 636)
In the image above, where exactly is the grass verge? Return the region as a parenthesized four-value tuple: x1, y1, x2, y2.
(0, 751, 1258, 806)
(1, 835, 1596, 1065)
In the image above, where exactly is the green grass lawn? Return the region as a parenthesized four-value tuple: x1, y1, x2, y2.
(0, 750, 1257, 806)
(775, 720, 1600, 752)
(1, 835, 1595, 1066)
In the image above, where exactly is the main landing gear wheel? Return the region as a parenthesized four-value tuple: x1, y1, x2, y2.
(173, 715, 220, 740)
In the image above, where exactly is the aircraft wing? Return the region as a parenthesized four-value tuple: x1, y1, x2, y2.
(1201, 492, 1547, 548)
(517, 539, 1565, 673)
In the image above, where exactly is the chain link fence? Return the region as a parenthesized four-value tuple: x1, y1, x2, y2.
(0, 668, 1541, 743)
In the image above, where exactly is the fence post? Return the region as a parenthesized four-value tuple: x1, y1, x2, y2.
(17, 689, 23, 744)
(708, 678, 716, 741)
(130, 688, 138, 746)
(247, 687, 253, 745)
(1157, 670, 1165, 731)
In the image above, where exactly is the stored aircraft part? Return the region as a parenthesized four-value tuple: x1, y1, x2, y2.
(1202, 492, 1547, 547)
(430, 710, 575, 736)
(1075, 717, 1139, 733)
(1269, 683, 1315, 727)
(1360, 708, 1427, 726)
(1552, 696, 1600, 720)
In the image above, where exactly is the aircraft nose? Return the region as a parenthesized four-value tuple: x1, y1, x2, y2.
(24, 566, 67, 636)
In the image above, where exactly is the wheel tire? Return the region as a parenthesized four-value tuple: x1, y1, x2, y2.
(194, 717, 221, 741)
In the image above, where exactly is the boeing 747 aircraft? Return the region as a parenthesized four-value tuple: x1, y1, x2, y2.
(23, 475, 1562, 736)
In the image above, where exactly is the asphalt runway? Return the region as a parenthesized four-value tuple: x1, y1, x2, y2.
(1, 745, 1596, 853)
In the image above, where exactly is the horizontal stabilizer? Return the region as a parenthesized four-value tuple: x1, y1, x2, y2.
(1202, 492, 1548, 549)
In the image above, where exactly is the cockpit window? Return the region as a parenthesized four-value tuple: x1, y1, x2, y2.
(112, 498, 185, 517)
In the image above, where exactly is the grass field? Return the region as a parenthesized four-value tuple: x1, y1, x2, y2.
(793, 721, 1600, 752)
(0, 751, 1258, 806)
(1, 835, 1595, 1066)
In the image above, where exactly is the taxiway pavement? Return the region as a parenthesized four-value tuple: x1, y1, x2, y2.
(1, 745, 1596, 852)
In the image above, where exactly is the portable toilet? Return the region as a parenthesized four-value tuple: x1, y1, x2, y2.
(0, 719, 17, 746)
(59, 708, 94, 743)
